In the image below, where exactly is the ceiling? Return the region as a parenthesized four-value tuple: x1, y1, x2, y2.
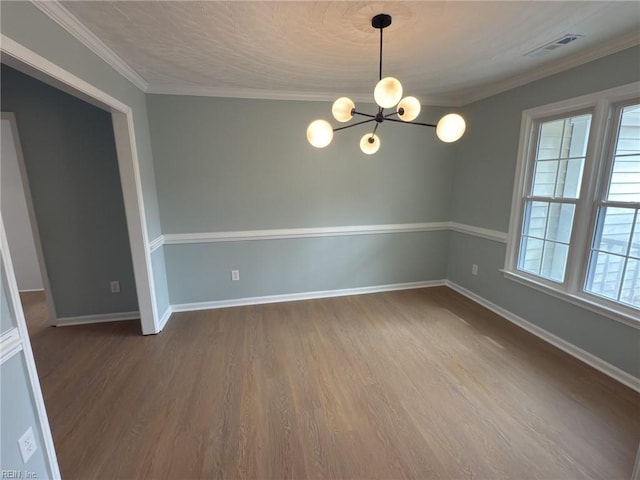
(52, 1, 640, 105)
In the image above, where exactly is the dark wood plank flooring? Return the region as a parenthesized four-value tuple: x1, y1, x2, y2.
(20, 288, 639, 479)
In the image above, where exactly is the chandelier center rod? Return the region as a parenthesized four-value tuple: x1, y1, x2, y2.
(371, 14, 392, 81)
(379, 23, 383, 81)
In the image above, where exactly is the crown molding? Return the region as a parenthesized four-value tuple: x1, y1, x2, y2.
(27, 1, 639, 106)
(31, 0, 149, 92)
(457, 31, 640, 106)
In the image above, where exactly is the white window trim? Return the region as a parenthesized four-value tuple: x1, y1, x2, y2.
(504, 82, 640, 329)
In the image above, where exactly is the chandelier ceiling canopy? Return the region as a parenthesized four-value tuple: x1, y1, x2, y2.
(306, 13, 466, 155)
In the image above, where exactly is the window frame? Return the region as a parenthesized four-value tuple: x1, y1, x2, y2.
(583, 99, 640, 310)
(504, 82, 640, 327)
(518, 108, 593, 284)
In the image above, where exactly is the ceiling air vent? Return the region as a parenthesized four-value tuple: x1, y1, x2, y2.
(525, 34, 584, 57)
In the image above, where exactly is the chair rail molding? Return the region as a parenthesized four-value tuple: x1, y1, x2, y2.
(147, 221, 508, 251)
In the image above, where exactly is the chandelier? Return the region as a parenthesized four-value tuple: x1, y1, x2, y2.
(306, 13, 466, 154)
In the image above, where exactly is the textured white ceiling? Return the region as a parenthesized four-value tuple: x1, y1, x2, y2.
(59, 1, 640, 104)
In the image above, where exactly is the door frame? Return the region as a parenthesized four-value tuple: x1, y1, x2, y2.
(1, 35, 159, 335)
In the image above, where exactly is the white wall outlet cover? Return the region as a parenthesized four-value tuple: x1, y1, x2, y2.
(231, 270, 240, 281)
(110, 280, 121, 293)
(18, 426, 37, 464)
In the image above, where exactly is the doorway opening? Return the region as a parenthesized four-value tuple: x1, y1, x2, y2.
(1, 38, 158, 335)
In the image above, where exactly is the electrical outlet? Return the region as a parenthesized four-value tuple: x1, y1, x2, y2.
(231, 270, 240, 281)
(18, 426, 37, 464)
(471, 264, 478, 276)
(110, 280, 120, 294)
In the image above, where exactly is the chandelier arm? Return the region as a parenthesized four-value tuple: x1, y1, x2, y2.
(352, 111, 377, 119)
(371, 122, 380, 137)
(384, 111, 399, 118)
(384, 117, 437, 128)
(333, 118, 376, 132)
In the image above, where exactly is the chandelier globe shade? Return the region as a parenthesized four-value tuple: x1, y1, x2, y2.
(332, 97, 356, 122)
(436, 114, 466, 143)
(305, 13, 466, 153)
(397, 96, 421, 122)
(374, 77, 403, 109)
(307, 120, 333, 148)
(360, 133, 381, 155)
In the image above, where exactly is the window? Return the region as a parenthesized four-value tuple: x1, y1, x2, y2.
(505, 83, 640, 324)
(585, 103, 640, 308)
(518, 113, 590, 283)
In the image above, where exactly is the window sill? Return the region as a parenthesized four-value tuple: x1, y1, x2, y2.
(501, 269, 640, 329)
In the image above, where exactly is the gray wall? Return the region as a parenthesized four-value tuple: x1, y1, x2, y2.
(165, 232, 450, 304)
(1, 256, 50, 477)
(1, 0, 170, 320)
(448, 45, 640, 377)
(2, 64, 137, 318)
(147, 95, 457, 304)
(0, 354, 50, 478)
(1, 118, 43, 292)
(149, 96, 455, 231)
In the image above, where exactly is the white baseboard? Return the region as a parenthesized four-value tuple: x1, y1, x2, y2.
(55, 311, 140, 327)
(18, 288, 45, 293)
(158, 307, 172, 331)
(171, 280, 445, 313)
(445, 280, 640, 392)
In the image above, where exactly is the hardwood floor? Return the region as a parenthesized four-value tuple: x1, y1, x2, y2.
(21, 288, 639, 479)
